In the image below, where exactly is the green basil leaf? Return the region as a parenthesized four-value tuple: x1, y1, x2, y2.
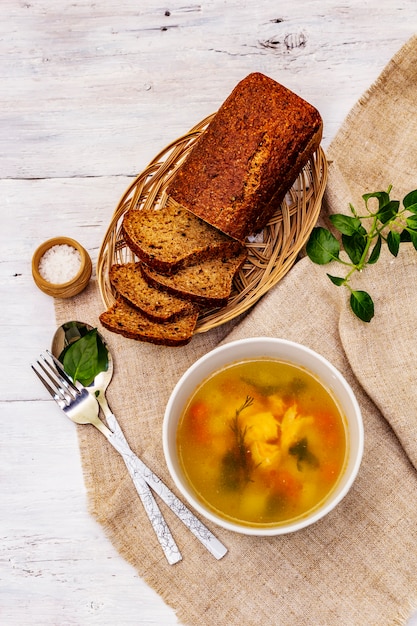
(329, 214, 362, 236)
(406, 215, 417, 229)
(405, 203, 417, 214)
(306, 227, 340, 264)
(405, 228, 417, 251)
(367, 234, 382, 264)
(350, 290, 374, 322)
(62, 328, 107, 386)
(377, 199, 400, 224)
(387, 230, 401, 257)
(327, 274, 345, 286)
(403, 189, 417, 211)
(342, 232, 366, 265)
(400, 229, 411, 242)
(362, 190, 391, 212)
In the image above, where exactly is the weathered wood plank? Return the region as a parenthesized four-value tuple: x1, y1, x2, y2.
(2, 1, 416, 178)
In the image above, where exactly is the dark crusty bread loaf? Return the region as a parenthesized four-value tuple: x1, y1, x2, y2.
(109, 262, 198, 322)
(167, 72, 323, 241)
(122, 204, 244, 274)
(99, 297, 199, 346)
(141, 249, 247, 307)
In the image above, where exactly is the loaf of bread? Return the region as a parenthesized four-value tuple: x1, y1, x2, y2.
(99, 297, 199, 346)
(122, 204, 244, 274)
(109, 262, 198, 322)
(141, 249, 247, 308)
(167, 72, 323, 241)
(101, 74, 323, 346)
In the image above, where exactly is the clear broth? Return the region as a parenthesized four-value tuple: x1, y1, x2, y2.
(177, 358, 347, 527)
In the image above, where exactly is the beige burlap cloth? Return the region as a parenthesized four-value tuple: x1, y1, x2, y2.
(56, 36, 417, 626)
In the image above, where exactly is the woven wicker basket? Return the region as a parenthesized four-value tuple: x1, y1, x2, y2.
(97, 114, 328, 334)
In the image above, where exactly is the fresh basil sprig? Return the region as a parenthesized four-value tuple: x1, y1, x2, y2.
(306, 186, 417, 322)
(59, 328, 108, 386)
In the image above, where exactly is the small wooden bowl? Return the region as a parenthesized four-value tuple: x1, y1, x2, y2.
(32, 237, 92, 298)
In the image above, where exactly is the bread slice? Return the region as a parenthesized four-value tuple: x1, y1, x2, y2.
(141, 249, 247, 307)
(109, 262, 198, 322)
(121, 204, 244, 274)
(167, 72, 323, 241)
(99, 297, 199, 346)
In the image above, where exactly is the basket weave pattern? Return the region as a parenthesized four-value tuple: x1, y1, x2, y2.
(97, 115, 328, 333)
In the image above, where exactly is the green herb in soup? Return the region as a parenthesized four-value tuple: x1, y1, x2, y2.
(221, 395, 255, 490)
(177, 359, 347, 527)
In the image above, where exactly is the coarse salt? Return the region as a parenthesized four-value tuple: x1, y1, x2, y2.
(38, 244, 82, 284)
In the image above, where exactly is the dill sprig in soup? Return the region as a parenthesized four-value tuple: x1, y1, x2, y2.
(177, 359, 347, 527)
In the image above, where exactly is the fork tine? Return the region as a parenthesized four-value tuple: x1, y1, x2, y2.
(45, 350, 79, 392)
(41, 352, 78, 401)
(34, 353, 77, 406)
(31, 361, 65, 403)
(31, 363, 56, 398)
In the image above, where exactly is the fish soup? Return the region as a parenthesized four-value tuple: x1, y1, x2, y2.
(176, 358, 347, 528)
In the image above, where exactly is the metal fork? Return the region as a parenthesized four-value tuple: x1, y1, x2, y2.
(32, 353, 227, 563)
(32, 352, 181, 565)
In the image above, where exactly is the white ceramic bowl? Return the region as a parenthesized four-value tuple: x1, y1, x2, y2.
(163, 337, 363, 536)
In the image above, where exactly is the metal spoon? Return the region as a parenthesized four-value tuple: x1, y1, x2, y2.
(52, 320, 182, 564)
(51, 321, 228, 561)
(51, 320, 115, 421)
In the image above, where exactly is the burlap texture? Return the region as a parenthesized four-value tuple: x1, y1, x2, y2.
(56, 35, 417, 626)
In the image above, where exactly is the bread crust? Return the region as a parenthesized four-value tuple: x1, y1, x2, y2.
(99, 297, 198, 346)
(122, 204, 243, 274)
(109, 262, 198, 322)
(141, 250, 247, 308)
(167, 72, 323, 241)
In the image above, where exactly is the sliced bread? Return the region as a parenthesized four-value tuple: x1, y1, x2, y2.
(99, 297, 199, 346)
(109, 262, 198, 322)
(121, 204, 244, 274)
(141, 249, 247, 308)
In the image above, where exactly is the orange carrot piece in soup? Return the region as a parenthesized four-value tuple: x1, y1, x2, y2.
(314, 411, 342, 447)
(267, 469, 303, 501)
(188, 400, 211, 444)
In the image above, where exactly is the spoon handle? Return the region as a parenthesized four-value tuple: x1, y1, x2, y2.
(106, 413, 228, 561)
(104, 418, 182, 566)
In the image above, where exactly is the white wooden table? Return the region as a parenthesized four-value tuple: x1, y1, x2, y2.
(2, 2, 417, 624)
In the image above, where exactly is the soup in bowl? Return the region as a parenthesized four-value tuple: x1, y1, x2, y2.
(163, 337, 363, 535)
